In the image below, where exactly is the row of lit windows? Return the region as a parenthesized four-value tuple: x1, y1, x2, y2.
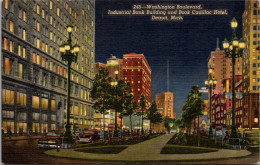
(4, 57, 26, 79)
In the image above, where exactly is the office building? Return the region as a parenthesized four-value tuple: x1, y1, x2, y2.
(2, 0, 95, 135)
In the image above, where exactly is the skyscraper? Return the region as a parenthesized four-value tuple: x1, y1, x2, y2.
(2, 0, 95, 135)
(242, 0, 260, 129)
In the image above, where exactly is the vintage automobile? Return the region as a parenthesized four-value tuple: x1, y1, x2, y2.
(241, 130, 260, 149)
(38, 131, 64, 149)
(78, 129, 100, 143)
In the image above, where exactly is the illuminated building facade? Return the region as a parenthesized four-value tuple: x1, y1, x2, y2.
(123, 53, 152, 107)
(242, 0, 260, 129)
(2, 0, 95, 135)
(155, 92, 176, 119)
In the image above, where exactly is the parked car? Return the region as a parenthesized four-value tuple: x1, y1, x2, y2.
(78, 129, 100, 143)
(38, 130, 64, 149)
(241, 130, 260, 149)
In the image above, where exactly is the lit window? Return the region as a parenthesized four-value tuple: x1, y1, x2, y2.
(42, 42, 45, 51)
(17, 92, 27, 106)
(42, 9, 45, 18)
(37, 39, 40, 48)
(50, 1, 53, 9)
(23, 29, 26, 40)
(66, 3, 68, 10)
(74, 12, 77, 19)
(45, 44, 48, 53)
(18, 63, 23, 78)
(254, 118, 258, 123)
(23, 47, 26, 58)
(36, 55, 40, 65)
(50, 47, 53, 55)
(51, 99, 56, 110)
(74, 105, 79, 114)
(23, 11, 26, 21)
(50, 32, 53, 40)
(50, 61, 53, 71)
(3, 38, 7, 50)
(69, 8, 71, 14)
(9, 21, 13, 32)
(18, 45, 21, 56)
(33, 53, 36, 63)
(36, 5, 40, 14)
(37, 22, 40, 31)
(2, 89, 15, 104)
(5, 0, 8, 9)
(4, 58, 10, 75)
(9, 41, 13, 52)
(41, 98, 48, 109)
(57, 8, 60, 16)
(42, 58, 45, 67)
(32, 96, 39, 108)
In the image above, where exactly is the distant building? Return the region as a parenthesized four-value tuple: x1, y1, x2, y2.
(123, 53, 152, 106)
(242, 0, 259, 129)
(1, 0, 95, 135)
(155, 92, 176, 119)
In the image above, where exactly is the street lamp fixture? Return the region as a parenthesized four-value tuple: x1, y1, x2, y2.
(111, 69, 119, 138)
(222, 17, 244, 144)
(205, 66, 217, 137)
(59, 23, 80, 147)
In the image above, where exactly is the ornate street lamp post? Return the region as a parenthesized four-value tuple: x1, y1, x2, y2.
(111, 70, 119, 138)
(205, 67, 217, 137)
(222, 17, 245, 144)
(59, 24, 80, 147)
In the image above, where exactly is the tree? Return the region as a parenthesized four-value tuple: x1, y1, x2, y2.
(123, 92, 138, 136)
(109, 79, 131, 137)
(182, 85, 205, 146)
(139, 94, 146, 135)
(146, 101, 163, 135)
(91, 67, 111, 132)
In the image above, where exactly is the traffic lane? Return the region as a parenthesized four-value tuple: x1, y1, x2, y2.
(2, 139, 119, 164)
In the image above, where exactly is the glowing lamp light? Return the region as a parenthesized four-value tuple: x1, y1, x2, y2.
(205, 80, 209, 85)
(223, 38, 229, 49)
(232, 37, 239, 46)
(64, 44, 70, 51)
(59, 46, 65, 53)
(67, 24, 73, 33)
(73, 44, 80, 53)
(231, 17, 238, 29)
(114, 81, 118, 86)
(115, 70, 119, 75)
(209, 80, 213, 85)
(229, 45, 233, 50)
(213, 79, 217, 84)
(209, 68, 213, 74)
(239, 38, 245, 49)
(111, 82, 114, 86)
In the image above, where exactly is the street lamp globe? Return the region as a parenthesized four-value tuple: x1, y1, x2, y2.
(209, 68, 213, 74)
(213, 79, 217, 85)
(114, 81, 118, 86)
(209, 79, 213, 85)
(64, 43, 70, 51)
(67, 24, 73, 33)
(111, 81, 114, 86)
(231, 17, 238, 29)
(229, 45, 233, 50)
(232, 37, 239, 47)
(223, 38, 229, 49)
(59, 45, 65, 53)
(205, 80, 208, 85)
(239, 38, 245, 49)
(73, 44, 80, 53)
(114, 70, 119, 75)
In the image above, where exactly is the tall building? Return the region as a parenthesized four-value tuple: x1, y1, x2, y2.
(2, 0, 95, 135)
(123, 53, 152, 107)
(207, 40, 242, 95)
(242, 0, 260, 129)
(155, 92, 176, 119)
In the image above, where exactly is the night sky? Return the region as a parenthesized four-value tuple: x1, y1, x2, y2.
(95, 0, 245, 117)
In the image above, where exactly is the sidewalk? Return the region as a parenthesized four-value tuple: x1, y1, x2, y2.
(2, 135, 44, 142)
(45, 133, 251, 161)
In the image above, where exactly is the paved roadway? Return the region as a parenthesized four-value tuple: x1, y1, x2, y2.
(2, 139, 259, 164)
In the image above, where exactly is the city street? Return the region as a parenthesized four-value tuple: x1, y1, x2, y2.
(2, 138, 259, 164)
